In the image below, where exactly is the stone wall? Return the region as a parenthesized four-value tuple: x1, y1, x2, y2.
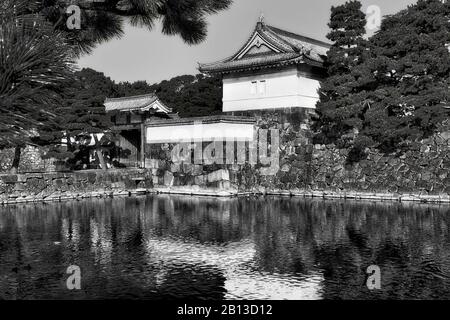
(304, 134, 450, 195)
(3, 108, 450, 204)
(145, 109, 314, 192)
(0, 146, 56, 173)
(251, 117, 450, 197)
(0, 169, 152, 204)
(145, 109, 450, 200)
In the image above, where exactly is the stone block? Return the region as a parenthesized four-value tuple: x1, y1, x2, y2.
(218, 181, 231, 190)
(17, 175, 28, 183)
(112, 181, 126, 189)
(170, 163, 181, 173)
(230, 164, 241, 172)
(158, 160, 169, 170)
(14, 183, 25, 191)
(182, 163, 194, 175)
(87, 172, 97, 183)
(207, 169, 230, 183)
(145, 159, 159, 169)
(314, 144, 325, 150)
(1, 175, 17, 184)
(164, 171, 174, 187)
(194, 175, 205, 186)
(192, 165, 203, 176)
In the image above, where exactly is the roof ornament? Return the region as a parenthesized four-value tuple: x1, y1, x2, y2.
(259, 12, 265, 24)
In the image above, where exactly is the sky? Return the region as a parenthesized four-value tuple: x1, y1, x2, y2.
(77, 0, 417, 85)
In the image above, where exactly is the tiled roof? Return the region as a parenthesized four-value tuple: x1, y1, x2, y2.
(104, 93, 172, 113)
(199, 22, 330, 74)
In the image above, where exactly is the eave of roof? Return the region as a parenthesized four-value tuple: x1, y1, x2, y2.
(199, 53, 325, 75)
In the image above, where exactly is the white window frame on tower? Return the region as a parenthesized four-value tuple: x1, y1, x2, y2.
(258, 80, 266, 95)
(251, 81, 257, 95)
(250, 80, 267, 95)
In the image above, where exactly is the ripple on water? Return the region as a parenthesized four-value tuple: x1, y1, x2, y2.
(2, 196, 450, 299)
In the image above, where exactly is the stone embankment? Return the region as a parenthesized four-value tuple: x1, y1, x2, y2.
(3, 166, 450, 206)
(0, 169, 152, 205)
(2, 109, 450, 205)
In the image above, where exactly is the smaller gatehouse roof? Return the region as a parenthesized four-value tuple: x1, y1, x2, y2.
(104, 93, 172, 114)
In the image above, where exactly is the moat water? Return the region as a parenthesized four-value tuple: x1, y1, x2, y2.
(1, 195, 450, 300)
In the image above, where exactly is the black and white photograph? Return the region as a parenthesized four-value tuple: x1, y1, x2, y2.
(1, 0, 450, 312)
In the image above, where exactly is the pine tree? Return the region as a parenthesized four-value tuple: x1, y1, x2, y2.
(1, 0, 232, 172)
(359, 0, 450, 152)
(316, 0, 450, 159)
(314, 0, 368, 149)
(35, 0, 233, 55)
(38, 68, 118, 170)
(0, 0, 75, 173)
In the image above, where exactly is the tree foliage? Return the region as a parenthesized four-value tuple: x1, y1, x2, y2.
(38, 68, 118, 168)
(0, 0, 75, 171)
(36, 0, 233, 54)
(314, 0, 369, 149)
(41, 68, 223, 168)
(148, 74, 223, 117)
(72, 68, 223, 118)
(1, 0, 231, 172)
(315, 0, 450, 158)
(113, 72, 223, 117)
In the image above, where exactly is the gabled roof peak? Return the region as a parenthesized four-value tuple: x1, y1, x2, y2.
(199, 20, 331, 74)
(265, 24, 331, 49)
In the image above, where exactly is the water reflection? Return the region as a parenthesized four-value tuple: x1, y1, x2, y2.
(1, 195, 450, 299)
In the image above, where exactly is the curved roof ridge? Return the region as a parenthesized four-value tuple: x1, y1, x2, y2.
(265, 24, 331, 48)
(261, 23, 301, 52)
